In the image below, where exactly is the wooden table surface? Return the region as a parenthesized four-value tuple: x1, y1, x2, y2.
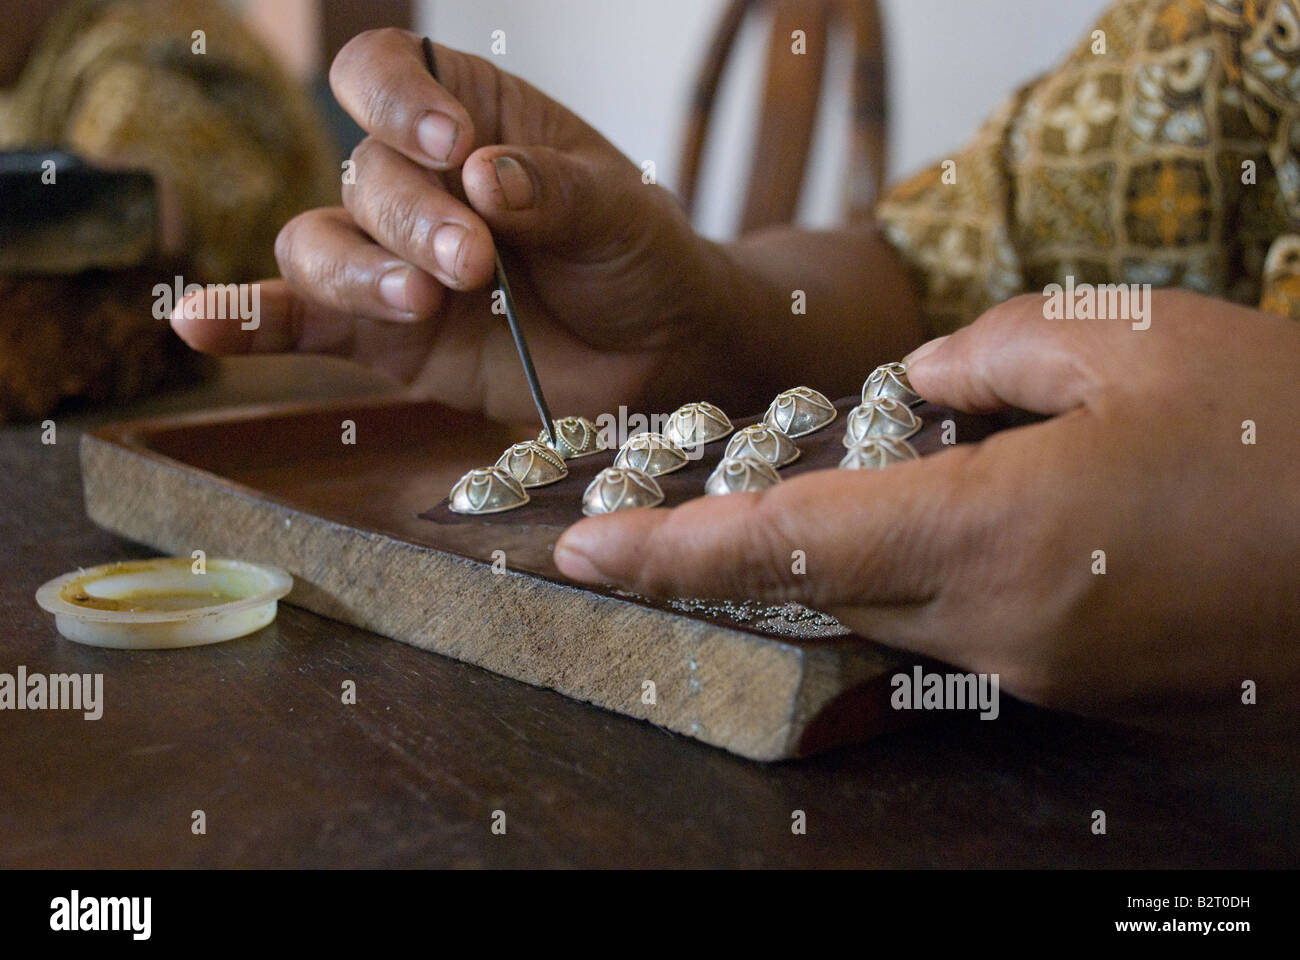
(2, 358, 1296, 869)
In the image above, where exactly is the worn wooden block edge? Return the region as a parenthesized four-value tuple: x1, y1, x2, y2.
(79, 428, 905, 761)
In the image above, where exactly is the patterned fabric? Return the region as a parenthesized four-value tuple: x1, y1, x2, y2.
(876, 0, 1300, 335)
(0, 0, 338, 420)
(0, 0, 337, 281)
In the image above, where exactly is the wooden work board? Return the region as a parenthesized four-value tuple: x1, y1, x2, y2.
(80, 394, 1021, 761)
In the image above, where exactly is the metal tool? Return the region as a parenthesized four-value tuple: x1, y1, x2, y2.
(421, 37, 557, 447)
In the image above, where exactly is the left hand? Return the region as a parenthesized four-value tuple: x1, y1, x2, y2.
(554, 290, 1300, 733)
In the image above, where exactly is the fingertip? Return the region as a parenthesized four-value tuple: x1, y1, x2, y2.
(463, 148, 539, 217)
(415, 109, 474, 169)
(902, 334, 949, 370)
(441, 220, 497, 290)
(378, 265, 442, 318)
(903, 335, 951, 395)
(555, 509, 665, 586)
(168, 292, 207, 348)
(553, 529, 609, 584)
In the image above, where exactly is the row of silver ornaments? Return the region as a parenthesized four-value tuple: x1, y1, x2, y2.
(451, 378, 898, 515)
(448, 418, 604, 515)
(584, 401, 737, 515)
(704, 387, 839, 494)
(588, 401, 737, 514)
(447, 435, 578, 515)
(586, 387, 840, 511)
(841, 362, 924, 469)
(447, 414, 625, 516)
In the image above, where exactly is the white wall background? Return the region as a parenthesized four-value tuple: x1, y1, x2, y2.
(421, 0, 1107, 239)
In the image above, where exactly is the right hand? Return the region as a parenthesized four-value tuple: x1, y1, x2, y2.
(171, 29, 720, 421)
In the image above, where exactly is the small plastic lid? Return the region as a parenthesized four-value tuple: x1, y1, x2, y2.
(35, 557, 292, 649)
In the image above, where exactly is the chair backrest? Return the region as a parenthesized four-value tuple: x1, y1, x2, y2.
(678, 0, 888, 232)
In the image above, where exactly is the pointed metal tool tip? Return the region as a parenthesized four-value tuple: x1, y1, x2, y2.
(422, 37, 558, 449)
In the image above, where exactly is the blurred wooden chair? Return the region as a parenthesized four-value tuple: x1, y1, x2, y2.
(249, 0, 885, 228)
(678, 0, 888, 231)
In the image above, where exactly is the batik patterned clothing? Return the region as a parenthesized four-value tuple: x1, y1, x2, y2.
(876, 0, 1300, 336)
(0, 0, 337, 420)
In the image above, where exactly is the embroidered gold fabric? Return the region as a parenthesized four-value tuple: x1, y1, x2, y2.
(876, 0, 1300, 333)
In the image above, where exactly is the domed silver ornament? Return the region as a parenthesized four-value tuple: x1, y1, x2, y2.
(705, 456, 782, 496)
(582, 467, 665, 516)
(862, 362, 922, 406)
(724, 423, 800, 468)
(494, 440, 568, 488)
(843, 398, 922, 445)
(538, 415, 607, 459)
(662, 401, 733, 448)
(613, 432, 689, 477)
(448, 466, 530, 515)
(762, 386, 837, 438)
(839, 438, 920, 470)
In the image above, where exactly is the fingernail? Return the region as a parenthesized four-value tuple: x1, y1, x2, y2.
(379, 267, 412, 312)
(904, 335, 949, 367)
(553, 540, 608, 584)
(417, 112, 460, 163)
(492, 155, 536, 210)
(433, 224, 467, 279)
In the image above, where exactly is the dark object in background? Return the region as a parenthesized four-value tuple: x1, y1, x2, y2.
(0, 150, 157, 274)
(0, 150, 208, 422)
(0, 267, 213, 422)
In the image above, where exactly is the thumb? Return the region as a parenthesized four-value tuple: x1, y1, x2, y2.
(905, 293, 1106, 415)
(460, 143, 644, 259)
(554, 459, 968, 610)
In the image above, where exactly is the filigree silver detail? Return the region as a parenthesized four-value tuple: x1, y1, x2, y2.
(704, 455, 782, 495)
(448, 466, 530, 514)
(582, 467, 665, 515)
(539, 415, 608, 459)
(724, 423, 800, 467)
(494, 440, 569, 487)
(839, 437, 920, 469)
(613, 432, 689, 477)
(662, 401, 733, 447)
(862, 362, 922, 406)
(762, 386, 838, 438)
(843, 397, 922, 444)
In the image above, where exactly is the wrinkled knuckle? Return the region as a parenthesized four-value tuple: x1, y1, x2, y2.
(299, 246, 353, 300)
(355, 81, 413, 138)
(374, 193, 431, 257)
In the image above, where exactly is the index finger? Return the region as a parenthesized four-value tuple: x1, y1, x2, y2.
(329, 29, 476, 171)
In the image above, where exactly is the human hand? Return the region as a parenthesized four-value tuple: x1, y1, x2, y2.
(554, 290, 1300, 733)
(171, 31, 723, 420)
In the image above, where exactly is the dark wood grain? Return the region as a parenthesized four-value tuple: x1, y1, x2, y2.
(2, 401, 1297, 867)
